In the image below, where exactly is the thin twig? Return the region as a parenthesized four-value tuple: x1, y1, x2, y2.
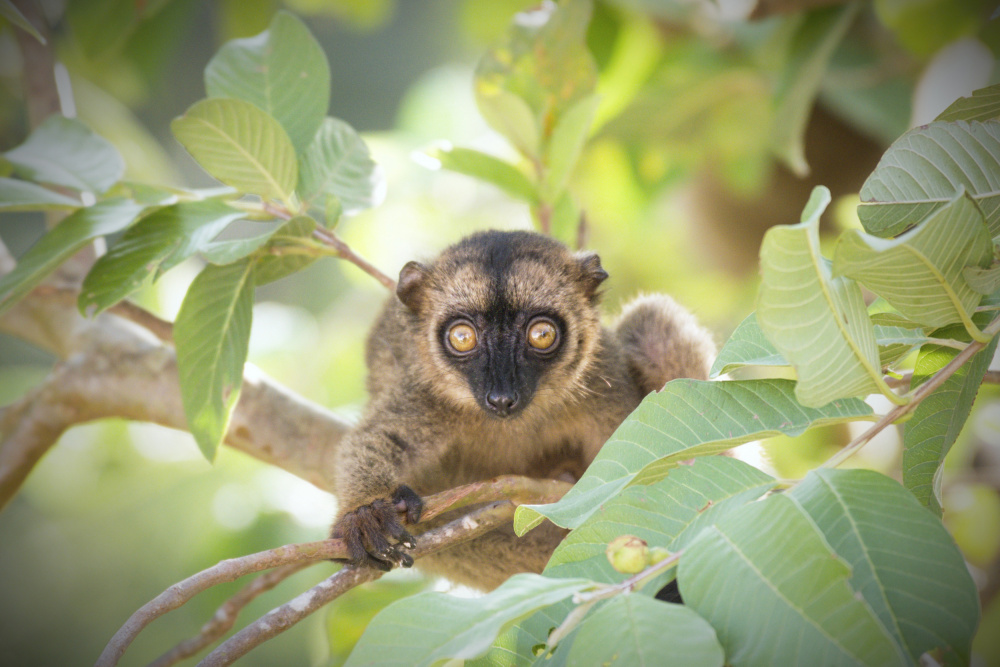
(823, 315, 1000, 469)
(148, 562, 313, 667)
(311, 226, 396, 290)
(198, 501, 519, 667)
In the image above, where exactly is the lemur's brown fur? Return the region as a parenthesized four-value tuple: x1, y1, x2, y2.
(330, 230, 715, 590)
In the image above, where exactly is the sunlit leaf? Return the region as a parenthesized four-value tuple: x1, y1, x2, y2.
(3, 115, 124, 194)
(474, 0, 596, 158)
(298, 118, 383, 220)
(834, 192, 992, 339)
(963, 263, 1000, 295)
(200, 228, 279, 265)
(904, 321, 998, 515)
(205, 10, 330, 153)
(79, 200, 244, 315)
(791, 469, 980, 664)
(488, 456, 774, 667)
(543, 92, 600, 198)
(680, 494, 906, 667)
(770, 3, 859, 176)
(344, 574, 593, 667)
(0, 198, 144, 316)
(427, 146, 537, 203)
(758, 186, 892, 406)
(514, 378, 872, 535)
(566, 595, 724, 667)
(936, 83, 1000, 122)
(858, 120, 1000, 237)
(0, 177, 81, 210)
(171, 98, 298, 205)
(175, 259, 255, 461)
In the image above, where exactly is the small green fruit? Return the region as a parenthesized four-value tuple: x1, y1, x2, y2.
(606, 535, 649, 574)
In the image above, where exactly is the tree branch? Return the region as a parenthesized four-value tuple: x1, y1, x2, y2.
(100, 475, 565, 667)
(199, 501, 519, 667)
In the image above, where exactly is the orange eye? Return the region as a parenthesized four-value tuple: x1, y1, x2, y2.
(527, 319, 558, 351)
(447, 322, 478, 354)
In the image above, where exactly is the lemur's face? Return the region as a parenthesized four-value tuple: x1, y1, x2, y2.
(395, 230, 607, 419)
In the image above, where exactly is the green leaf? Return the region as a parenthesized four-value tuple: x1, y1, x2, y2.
(297, 117, 383, 219)
(427, 146, 537, 203)
(200, 228, 279, 265)
(709, 312, 788, 378)
(174, 259, 255, 461)
(758, 186, 894, 407)
(567, 595, 724, 667)
(679, 494, 906, 667)
(834, 192, 992, 340)
(546, 456, 775, 577)
(344, 574, 593, 667)
(254, 216, 318, 284)
(3, 115, 124, 194)
(171, 98, 298, 205)
(770, 3, 860, 176)
(514, 378, 872, 534)
(65, 0, 166, 58)
(936, 83, 1000, 122)
(488, 457, 774, 667)
(543, 92, 600, 199)
(0, 0, 45, 44)
(963, 263, 1000, 295)
(205, 10, 330, 154)
(474, 0, 596, 158)
(791, 469, 980, 665)
(79, 200, 244, 315)
(858, 120, 1000, 237)
(712, 311, 931, 377)
(0, 198, 144, 316)
(0, 177, 81, 210)
(904, 322, 999, 514)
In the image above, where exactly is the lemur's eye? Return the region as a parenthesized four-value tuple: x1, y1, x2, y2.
(527, 318, 559, 351)
(446, 322, 478, 354)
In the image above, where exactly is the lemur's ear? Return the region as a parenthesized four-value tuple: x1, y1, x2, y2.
(397, 261, 430, 312)
(576, 252, 609, 302)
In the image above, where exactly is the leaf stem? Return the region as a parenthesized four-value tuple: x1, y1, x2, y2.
(822, 314, 1000, 469)
(311, 226, 396, 291)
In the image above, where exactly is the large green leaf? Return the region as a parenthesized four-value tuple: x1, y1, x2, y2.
(343, 574, 593, 667)
(3, 115, 124, 194)
(834, 192, 992, 339)
(426, 146, 538, 203)
(485, 457, 774, 667)
(171, 98, 298, 206)
(858, 120, 1000, 237)
(79, 200, 244, 315)
(204, 10, 330, 154)
(542, 92, 600, 199)
(770, 3, 859, 176)
(679, 494, 906, 667)
(297, 118, 382, 220)
(566, 595, 724, 667)
(174, 259, 255, 461)
(791, 469, 980, 665)
(514, 378, 872, 534)
(936, 83, 1000, 122)
(758, 186, 893, 406)
(0, 177, 81, 210)
(0, 198, 144, 316)
(711, 311, 931, 377)
(904, 321, 999, 515)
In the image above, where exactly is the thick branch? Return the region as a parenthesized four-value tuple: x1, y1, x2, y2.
(0, 286, 349, 510)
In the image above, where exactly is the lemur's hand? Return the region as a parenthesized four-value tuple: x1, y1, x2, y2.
(331, 485, 423, 570)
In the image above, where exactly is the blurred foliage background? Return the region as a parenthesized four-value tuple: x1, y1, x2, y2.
(1, 0, 999, 665)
